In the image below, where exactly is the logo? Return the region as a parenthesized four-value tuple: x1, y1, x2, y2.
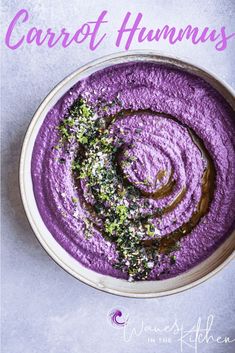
(107, 308, 129, 328)
(107, 310, 235, 352)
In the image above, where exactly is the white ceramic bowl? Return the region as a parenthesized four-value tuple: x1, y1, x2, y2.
(20, 51, 235, 297)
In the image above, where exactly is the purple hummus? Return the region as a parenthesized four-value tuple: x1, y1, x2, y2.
(31, 62, 235, 281)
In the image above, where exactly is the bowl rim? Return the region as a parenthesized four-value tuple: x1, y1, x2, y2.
(19, 50, 235, 298)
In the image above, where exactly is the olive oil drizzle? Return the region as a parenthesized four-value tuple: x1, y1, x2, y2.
(145, 126, 216, 254)
(107, 109, 216, 254)
(59, 100, 216, 278)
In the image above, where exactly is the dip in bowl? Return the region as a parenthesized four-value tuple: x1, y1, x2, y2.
(20, 52, 235, 297)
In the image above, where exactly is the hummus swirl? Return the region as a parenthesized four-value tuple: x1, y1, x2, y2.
(31, 62, 235, 280)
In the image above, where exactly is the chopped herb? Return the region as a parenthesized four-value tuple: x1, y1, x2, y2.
(59, 158, 66, 164)
(156, 207, 164, 217)
(145, 223, 155, 237)
(170, 255, 176, 265)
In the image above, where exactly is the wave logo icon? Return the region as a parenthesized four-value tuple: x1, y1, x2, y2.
(108, 308, 129, 328)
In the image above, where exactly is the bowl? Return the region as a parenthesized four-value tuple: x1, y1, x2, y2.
(19, 50, 235, 297)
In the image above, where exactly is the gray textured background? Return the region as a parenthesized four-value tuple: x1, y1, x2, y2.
(1, 1, 235, 352)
